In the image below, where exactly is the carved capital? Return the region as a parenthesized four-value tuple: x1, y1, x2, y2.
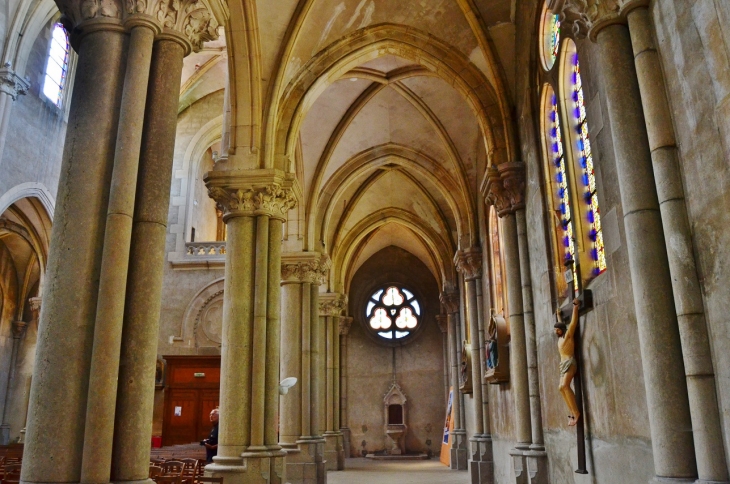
(498, 162, 526, 213)
(0, 67, 30, 100)
(439, 291, 459, 314)
(11, 321, 28, 339)
(454, 247, 482, 282)
(435, 314, 449, 334)
(549, 0, 625, 40)
(281, 253, 330, 285)
(58, 0, 219, 53)
(29, 297, 42, 319)
(338, 316, 353, 336)
(484, 165, 512, 216)
(206, 169, 300, 221)
(319, 293, 348, 317)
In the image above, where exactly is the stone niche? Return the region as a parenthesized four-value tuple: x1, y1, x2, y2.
(485, 312, 509, 383)
(383, 382, 408, 455)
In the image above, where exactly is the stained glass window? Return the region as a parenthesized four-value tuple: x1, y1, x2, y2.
(43, 24, 70, 108)
(366, 285, 421, 341)
(571, 54, 606, 275)
(548, 93, 578, 292)
(541, 8, 561, 71)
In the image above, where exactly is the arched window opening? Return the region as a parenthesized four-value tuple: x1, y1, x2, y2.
(540, 5, 561, 71)
(43, 24, 70, 108)
(571, 53, 606, 275)
(366, 285, 420, 341)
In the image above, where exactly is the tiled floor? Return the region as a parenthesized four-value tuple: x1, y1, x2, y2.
(326, 458, 469, 484)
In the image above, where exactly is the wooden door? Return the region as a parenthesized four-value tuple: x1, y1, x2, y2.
(162, 356, 221, 446)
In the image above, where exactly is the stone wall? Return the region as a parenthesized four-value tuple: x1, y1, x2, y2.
(346, 246, 444, 457)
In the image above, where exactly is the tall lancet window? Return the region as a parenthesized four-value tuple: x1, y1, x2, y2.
(43, 24, 70, 108)
(571, 53, 606, 275)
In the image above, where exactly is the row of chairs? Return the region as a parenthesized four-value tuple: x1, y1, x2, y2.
(148, 458, 222, 484)
(0, 461, 21, 484)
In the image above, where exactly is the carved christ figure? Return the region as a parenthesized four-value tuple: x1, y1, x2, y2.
(555, 298, 581, 426)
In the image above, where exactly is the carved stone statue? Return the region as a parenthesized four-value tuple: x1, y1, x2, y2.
(555, 298, 581, 426)
(486, 315, 498, 370)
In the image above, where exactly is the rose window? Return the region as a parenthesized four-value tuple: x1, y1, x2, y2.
(366, 286, 421, 340)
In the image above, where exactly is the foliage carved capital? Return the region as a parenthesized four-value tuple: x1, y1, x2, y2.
(454, 247, 482, 282)
(208, 183, 297, 221)
(338, 316, 354, 336)
(281, 253, 330, 285)
(498, 161, 526, 213)
(548, 0, 628, 40)
(439, 291, 459, 314)
(319, 293, 348, 317)
(0, 67, 30, 100)
(435, 314, 449, 334)
(484, 165, 512, 217)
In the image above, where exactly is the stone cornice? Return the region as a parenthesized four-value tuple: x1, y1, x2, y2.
(206, 169, 299, 222)
(338, 316, 353, 336)
(454, 247, 482, 282)
(58, 0, 219, 52)
(281, 252, 330, 285)
(0, 67, 30, 100)
(319, 293, 348, 317)
(549, 0, 647, 40)
(439, 291, 459, 314)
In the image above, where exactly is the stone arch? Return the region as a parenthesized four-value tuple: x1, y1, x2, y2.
(269, 23, 514, 175)
(177, 278, 225, 352)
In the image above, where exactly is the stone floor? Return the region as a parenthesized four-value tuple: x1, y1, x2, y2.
(326, 458, 468, 484)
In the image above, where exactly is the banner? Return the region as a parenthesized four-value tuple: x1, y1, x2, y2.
(440, 387, 455, 466)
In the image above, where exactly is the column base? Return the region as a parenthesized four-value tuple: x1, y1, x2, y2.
(323, 432, 344, 471)
(468, 435, 494, 484)
(509, 448, 527, 484)
(284, 439, 327, 484)
(340, 427, 351, 459)
(206, 450, 286, 484)
(694, 480, 730, 484)
(524, 449, 548, 484)
(450, 429, 468, 471)
(651, 479, 720, 484)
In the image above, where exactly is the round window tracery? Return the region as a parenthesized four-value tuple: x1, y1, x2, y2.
(366, 285, 421, 341)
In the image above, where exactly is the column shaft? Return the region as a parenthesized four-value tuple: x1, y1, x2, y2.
(466, 278, 484, 435)
(339, 333, 348, 429)
(21, 27, 127, 484)
(596, 23, 696, 479)
(448, 313, 462, 429)
(301, 282, 312, 438)
(334, 325, 341, 430)
(516, 210, 543, 449)
(501, 213, 531, 448)
(265, 219, 283, 448)
(217, 215, 256, 461)
(476, 281, 490, 434)
(81, 23, 156, 483)
(280, 282, 303, 447)
(326, 316, 335, 432)
(627, 8, 729, 482)
(111, 37, 186, 482)
(311, 291, 324, 438)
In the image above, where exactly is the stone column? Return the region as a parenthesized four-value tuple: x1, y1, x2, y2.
(279, 253, 330, 484)
(21, 14, 129, 484)
(320, 294, 347, 471)
(456, 248, 493, 484)
(626, 5, 729, 483)
(80, 15, 159, 483)
(436, 315, 450, 407)
(112, 18, 219, 481)
(484, 165, 531, 484)
(475, 276, 494, 484)
(338, 317, 353, 460)
(441, 291, 468, 471)
(18, 297, 41, 442)
(0, 320, 29, 444)
(0, 67, 30, 164)
(311, 287, 326, 483)
(206, 172, 298, 484)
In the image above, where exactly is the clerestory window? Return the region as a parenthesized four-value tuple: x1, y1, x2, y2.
(43, 23, 70, 108)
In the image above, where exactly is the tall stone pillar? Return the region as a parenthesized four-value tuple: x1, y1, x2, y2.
(484, 165, 531, 484)
(18, 297, 41, 443)
(338, 316, 353, 459)
(113, 15, 219, 482)
(456, 249, 493, 484)
(441, 290, 468, 471)
(475, 276, 494, 483)
(0, 320, 29, 444)
(0, 67, 30, 164)
(206, 172, 298, 484)
(552, 3, 698, 480)
(21, 13, 129, 483)
(626, 5, 729, 483)
(279, 253, 330, 484)
(81, 14, 159, 483)
(436, 315, 450, 407)
(320, 294, 347, 471)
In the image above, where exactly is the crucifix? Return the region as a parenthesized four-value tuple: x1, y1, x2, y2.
(556, 290, 592, 475)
